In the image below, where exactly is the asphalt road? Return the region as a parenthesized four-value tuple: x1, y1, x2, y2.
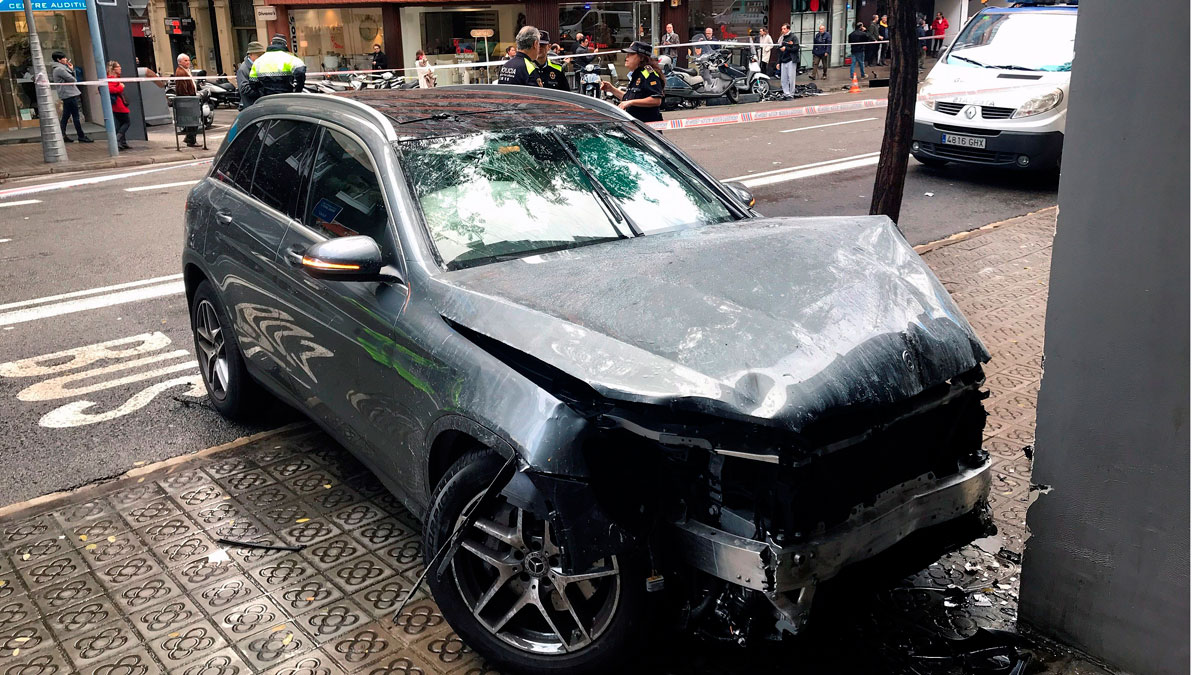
(0, 104, 1057, 506)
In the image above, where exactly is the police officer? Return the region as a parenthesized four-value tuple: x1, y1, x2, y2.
(497, 26, 543, 87)
(538, 34, 571, 91)
(246, 35, 306, 105)
(600, 41, 664, 124)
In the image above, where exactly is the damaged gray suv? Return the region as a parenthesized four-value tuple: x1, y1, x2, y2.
(183, 87, 994, 673)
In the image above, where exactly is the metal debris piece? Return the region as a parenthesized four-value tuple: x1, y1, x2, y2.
(216, 538, 304, 552)
(997, 549, 1023, 565)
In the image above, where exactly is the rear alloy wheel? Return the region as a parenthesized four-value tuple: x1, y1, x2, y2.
(190, 280, 264, 421)
(425, 451, 649, 673)
(752, 78, 770, 99)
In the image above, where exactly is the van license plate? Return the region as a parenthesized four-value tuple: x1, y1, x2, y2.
(942, 133, 986, 149)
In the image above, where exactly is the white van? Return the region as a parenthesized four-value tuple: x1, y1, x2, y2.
(911, 1, 1077, 171)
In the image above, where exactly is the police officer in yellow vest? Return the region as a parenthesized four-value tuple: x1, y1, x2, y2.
(497, 26, 543, 87)
(538, 36, 571, 92)
(246, 35, 307, 105)
(600, 41, 664, 123)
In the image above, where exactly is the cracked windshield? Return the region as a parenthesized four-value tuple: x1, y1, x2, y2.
(399, 124, 738, 269)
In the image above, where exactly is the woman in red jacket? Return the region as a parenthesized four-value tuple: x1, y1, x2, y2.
(932, 12, 949, 56)
(106, 61, 131, 150)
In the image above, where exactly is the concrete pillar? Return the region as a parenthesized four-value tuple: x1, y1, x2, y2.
(190, 0, 217, 72)
(212, 0, 237, 76)
(147, 0, 174, 76)
(381, 5, 402, 71)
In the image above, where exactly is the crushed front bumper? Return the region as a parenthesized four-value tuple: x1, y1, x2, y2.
(672, 461, 991, 596)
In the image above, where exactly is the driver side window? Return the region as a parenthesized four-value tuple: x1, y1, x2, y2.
(303, 128, 393, 259)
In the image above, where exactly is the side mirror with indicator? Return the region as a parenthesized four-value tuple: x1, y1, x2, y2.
(285, 236, 400, 283)
(723, 180, 755, 209)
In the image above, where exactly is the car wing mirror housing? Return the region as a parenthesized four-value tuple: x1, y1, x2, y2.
(723, 180, 755, 209)
(300, 235, 389, 282)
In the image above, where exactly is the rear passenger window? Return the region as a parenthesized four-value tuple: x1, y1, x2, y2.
(250, 119, 318, 217)
(304, 129, 389, 247)
(213, 122, 263, 192)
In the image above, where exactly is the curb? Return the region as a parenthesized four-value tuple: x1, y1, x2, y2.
(914, 206, 1058, 256)
(0, 421, 313, 522)
(0, 148, 217, 182)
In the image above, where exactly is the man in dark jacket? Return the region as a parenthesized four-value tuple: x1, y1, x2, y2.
(247, 35, 306, 105)
(810, 24, 831, 80)
(236, 41, 265, 110)
(370, 44, 387, 70)
(866, 15, 881, 67)
(778, 23, 800, 99)
(848, 22, 870, 79)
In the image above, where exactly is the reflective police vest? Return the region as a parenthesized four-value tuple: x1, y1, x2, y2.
(249, 50, 307, 96)
(497, 53, 543, 87)
(541, 60, 569, 91)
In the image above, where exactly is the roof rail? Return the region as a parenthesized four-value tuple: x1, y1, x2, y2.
(445, 84, 634, 122)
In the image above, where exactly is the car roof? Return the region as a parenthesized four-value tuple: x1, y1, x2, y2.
(334, 86, 630, 140)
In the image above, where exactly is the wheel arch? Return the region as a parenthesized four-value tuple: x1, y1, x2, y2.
(183, 261, 209, 307)
(425, 414, 517, 499)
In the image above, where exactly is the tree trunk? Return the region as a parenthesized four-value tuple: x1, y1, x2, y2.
(869, 0, 919, 223)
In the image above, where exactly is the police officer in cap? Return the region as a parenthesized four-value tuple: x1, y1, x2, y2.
(497, 26, 544, 87)
(600, 41, 664, 123)
(538, 33, 570, 91)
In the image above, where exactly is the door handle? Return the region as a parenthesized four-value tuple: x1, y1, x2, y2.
(215, 211, 233, 225)
(285, 247, 305, 266)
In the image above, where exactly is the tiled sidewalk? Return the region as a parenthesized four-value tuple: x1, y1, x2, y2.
(0, 207, 1095, 675)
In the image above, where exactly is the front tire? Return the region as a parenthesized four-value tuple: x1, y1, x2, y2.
(424, 450, 650, 674)
(190, 280, 265, 421)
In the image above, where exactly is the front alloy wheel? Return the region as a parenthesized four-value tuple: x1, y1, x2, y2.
(194, 298, 229, 401)
(425, 450, 650, 673)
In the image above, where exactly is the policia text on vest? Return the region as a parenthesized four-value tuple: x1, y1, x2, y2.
(498, 52, 543, 87)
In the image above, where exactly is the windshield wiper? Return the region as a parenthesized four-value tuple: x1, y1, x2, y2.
(949, 54, 989, 68)
(549, 130, 643, 237)
(987, 64, 1038, 71)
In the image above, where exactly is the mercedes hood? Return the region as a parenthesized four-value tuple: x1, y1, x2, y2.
(431, 216, 990, 430)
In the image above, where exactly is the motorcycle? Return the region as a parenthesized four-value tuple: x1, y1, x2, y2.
(201, 78, 239, 109)
(660, 47, 771, 110)
(578, 63, 619, 100)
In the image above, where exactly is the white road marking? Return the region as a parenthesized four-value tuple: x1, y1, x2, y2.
(40, 375, 205, 428)
(779, 117, 878, 133)
(0, 200, 41, 208)
(0, 239, 10, 244)
(739, 154, 882, 188)
(0, 160, 210, 200)
(728, 152, 879, 182)
(0, 281, 185, 327)
(124, 180, 198, 193)
(0, 274, 184, 313)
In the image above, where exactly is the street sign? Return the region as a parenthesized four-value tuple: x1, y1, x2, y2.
(0, 0, 85, 10)
(469, 28, 494, 38)
(255, 6, 276, 21)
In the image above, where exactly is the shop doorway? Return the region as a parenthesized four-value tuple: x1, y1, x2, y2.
(0, 10, 86, 131)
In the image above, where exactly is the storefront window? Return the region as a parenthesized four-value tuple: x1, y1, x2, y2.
(289, 8, 383, 72)
(559, 2, 650, 51)
(421, 10, 497, 59)
(688, 0, 766, 42)
(229, 0, 255, 61)
(790, 0, 829, 14)
(0, 10, 86, 131)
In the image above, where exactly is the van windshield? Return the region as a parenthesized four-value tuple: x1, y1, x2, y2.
(947, 11, 1076, 72)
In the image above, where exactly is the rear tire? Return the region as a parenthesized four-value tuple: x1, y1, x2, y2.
(424, 450, 651, 674)
(190, 280, 265, 422)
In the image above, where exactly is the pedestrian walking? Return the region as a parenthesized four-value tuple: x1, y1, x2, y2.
(916, 19, 929, 70)
(51, 52, 92, 143)
(246, 35, 307, 105)
(661, 23, 680, 65)
(497, 26, 544, 87)
(867, 15, 881, 67)
(848, 22, 870, 80)
(416, 50, 435, 88)
(932, 12, 949, 54)
(370, 44, 388, 70)
(235, 40, 264, 110)
(777, 23, 800, 99)
(810, 24, 830, 80)
(106, 61, 131, 150)
(600, 41, 663, 124)
(173, 53, 199, 147)
(757, 26, 774, 66)
(879, 14, 890, 64)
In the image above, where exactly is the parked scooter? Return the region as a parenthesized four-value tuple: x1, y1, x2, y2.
(201, 78, 239, 108)
(660, 48, 770, 110)
(165, 78, 215, 129)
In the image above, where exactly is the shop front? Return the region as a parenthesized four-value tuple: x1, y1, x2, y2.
(0, 0, 99, 132)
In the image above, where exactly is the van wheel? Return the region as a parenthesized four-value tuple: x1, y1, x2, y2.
(190, 280, 264, 421)
(424, 450, 650, 674)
